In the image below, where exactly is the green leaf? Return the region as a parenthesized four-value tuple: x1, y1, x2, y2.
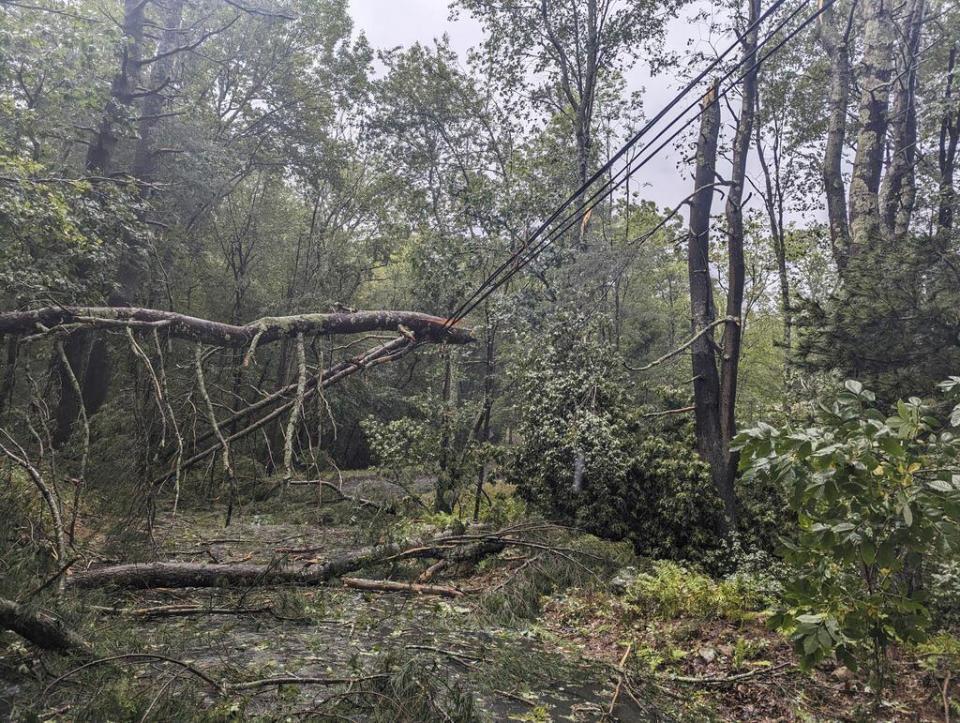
(927, 479, 954, 493)
(902, 503, 913, 527)
(861, 542, 876, 565)
(844, 380, 864, 395)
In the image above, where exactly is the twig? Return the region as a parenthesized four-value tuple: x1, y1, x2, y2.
(404, 644, 484, 664)
(0, 429, 66, 592)
(624, 317, 738, 372)
(20, 557, 80, 601)
(607, 643, 633, 718)
(341, 577, 463, 598)
(228, 674, 389, 691)
(91, 604, 273, 618)
(667, 661, 794, 685)
(43, 653, 224, 696)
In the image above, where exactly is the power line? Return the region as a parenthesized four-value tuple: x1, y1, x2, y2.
(446, 0, 836, 326)
(441, 0, 796, 329)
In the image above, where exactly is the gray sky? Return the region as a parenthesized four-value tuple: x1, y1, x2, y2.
(348, 0, 720, 213)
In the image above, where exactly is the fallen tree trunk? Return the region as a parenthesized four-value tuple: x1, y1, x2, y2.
(0, 597, 90, 655)
(67, 541, 411, 589)
(0, 306, 472, 346)
(68, 535, 508, 591)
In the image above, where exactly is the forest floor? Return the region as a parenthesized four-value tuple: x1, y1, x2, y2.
(0, 474, 956, 721)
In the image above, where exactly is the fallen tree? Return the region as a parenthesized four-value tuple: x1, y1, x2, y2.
(0, 597, 91, 655)
(67, 533, 508, 590)
(0, 306, 472, 346)
(0, 305, 474, 509)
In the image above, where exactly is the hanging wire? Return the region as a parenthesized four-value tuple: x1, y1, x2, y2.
(443, 0, 835, 328)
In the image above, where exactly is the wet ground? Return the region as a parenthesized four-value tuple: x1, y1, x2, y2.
(3, 477, 664, 721)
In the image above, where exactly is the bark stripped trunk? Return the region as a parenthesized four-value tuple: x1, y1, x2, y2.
(879, 0, 924, 239)
(817, 0, 853, 265)
(686, 84, 727, 525)
(847, 0, 896, 260)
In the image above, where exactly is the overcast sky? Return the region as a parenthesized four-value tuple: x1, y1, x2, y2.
(347, 1, 751, 215)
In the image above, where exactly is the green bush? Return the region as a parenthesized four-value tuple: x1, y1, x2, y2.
(737, 378, 960, 698)
(505, 314, 725, 562)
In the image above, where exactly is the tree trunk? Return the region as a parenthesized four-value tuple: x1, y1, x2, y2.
(86, 0, 146, 174)
(0, 307, 473, 347)
(817, 1, 852, 265)
(57, 0, 148, 439)
(68, 537, 506, 590)
(879, 0, 924, 239)
(717, 0, 761, 528)
(131, 0, 185, 190)
(686, 84, 729, 526)
(435, 350, 454, 514)
(847, 0, 896, 260)
(754, 113, 791, 348)
(936, 46, 960, 244)
(0, 598, 90, 655)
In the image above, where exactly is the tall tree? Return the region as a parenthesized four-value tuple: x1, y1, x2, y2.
(453, 0, 678, 194)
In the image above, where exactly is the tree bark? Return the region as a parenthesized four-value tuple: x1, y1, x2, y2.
(817, 0, 853, 264)
(847, 0, 896, 260)
(0, 307, 473, 346)
(340, 577, 463, 598)
(716, 0, 761, 528)
(686, 83, 729, 526)
(0, 598, 90, 655)
(879, 0, 924, 239)
(68, 537, 506, 590)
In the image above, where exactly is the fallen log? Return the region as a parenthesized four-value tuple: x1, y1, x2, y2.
(0, 597, 90, 655)
(67, 534, 508, 591)
(341, 577, 463, 598)
(67, 540, 411, 590)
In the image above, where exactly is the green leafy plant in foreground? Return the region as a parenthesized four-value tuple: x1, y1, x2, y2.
(737, 379, 960, 701)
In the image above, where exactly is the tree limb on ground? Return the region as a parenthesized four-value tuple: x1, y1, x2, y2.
(66, 534, 509, 590)
(0, 597, 91, 655)
(341, 577, 463, 598)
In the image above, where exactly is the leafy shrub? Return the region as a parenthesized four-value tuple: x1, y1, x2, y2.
(505, 313, 725, 562)
(362, 391, 493, 513)
(737, 379, 960, 696)
(929, 560, 960, 629)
